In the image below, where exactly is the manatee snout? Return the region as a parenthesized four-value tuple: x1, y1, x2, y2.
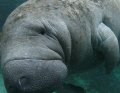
(2, 59, 67, 93)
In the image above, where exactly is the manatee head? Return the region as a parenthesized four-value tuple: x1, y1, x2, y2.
(1, 4, 71, 92)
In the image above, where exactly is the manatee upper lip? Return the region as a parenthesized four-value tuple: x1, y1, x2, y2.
(3, 57, 63, 70)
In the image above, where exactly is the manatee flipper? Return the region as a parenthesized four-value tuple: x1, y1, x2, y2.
(94, 23, 119, 74)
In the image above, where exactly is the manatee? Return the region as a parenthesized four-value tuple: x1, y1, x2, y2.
(0, 0, 120, 93)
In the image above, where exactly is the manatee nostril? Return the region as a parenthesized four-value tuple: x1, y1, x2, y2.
(19, 76, 28, 86)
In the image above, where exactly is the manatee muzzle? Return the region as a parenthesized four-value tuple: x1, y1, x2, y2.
(2, 59, 67, 93)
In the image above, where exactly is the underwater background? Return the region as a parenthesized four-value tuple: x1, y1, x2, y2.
(0, 0, 120, 93)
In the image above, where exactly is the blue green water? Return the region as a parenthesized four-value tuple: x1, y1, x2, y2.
(0, 71, 7, 93)
(0, 0, 27, 31)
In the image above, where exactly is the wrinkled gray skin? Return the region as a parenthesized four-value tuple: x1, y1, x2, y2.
(0, 0, 120, 93)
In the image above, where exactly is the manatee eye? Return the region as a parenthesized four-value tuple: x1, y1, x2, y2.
(41, 30, 46, 35)
(37, 27, 46, 35)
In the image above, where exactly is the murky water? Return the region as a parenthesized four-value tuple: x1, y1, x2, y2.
(0, 69, 7, 93)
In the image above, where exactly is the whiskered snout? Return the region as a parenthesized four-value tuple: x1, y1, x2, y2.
(2, 59, 67, 93)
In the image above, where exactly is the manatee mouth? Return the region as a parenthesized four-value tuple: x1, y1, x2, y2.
(3, 57, 63, 69)
(2, 58, 67, 93)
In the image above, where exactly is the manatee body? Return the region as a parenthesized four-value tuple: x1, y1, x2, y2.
(0, 0, 120, 93)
